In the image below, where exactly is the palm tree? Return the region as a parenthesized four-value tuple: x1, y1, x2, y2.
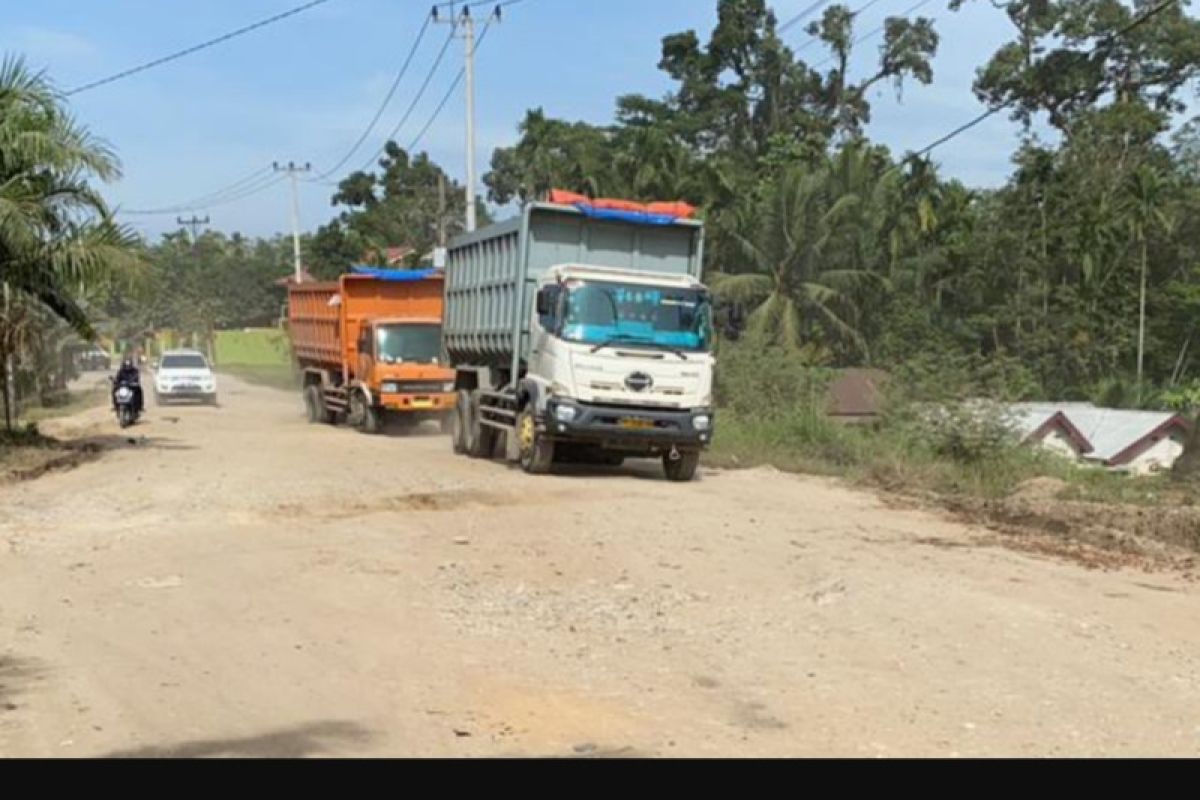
(708, 151, 881, 359)
(1124, 164, 1174, 403)
(0, 55, 139, 429)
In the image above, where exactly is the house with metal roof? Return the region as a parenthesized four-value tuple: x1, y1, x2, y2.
(1008, 402, 1191, 474)
(1007, 404, 1094, 460)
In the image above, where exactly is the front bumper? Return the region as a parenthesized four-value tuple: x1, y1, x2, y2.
(156, 384, 216, 398)
(379, 391, 456, 413)
(544, 398, 713, 450)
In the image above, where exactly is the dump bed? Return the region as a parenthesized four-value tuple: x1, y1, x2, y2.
(443, 202, 703, 372)
(288, 272, 445, 373)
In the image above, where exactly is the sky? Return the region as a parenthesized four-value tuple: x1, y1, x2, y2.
(2, 0, 1027, 241)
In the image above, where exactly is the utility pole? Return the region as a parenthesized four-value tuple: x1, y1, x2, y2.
(434, 3, 501, 233)
(437, 172, 447, 247)
(177, 214, 211, 359)
(2, 281, 13, 431)
(273, 161, 311, 282)
(176, 214, 210, 245)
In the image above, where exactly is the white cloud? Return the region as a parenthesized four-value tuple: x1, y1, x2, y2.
(8, 25, 98, 66)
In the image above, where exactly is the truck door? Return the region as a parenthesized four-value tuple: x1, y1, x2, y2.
(356, 325, 374, 385)
(531, 283, 561, 378)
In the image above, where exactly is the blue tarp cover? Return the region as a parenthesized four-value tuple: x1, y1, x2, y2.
(350, 266, 441, 281)
(571, 203, 679, 226)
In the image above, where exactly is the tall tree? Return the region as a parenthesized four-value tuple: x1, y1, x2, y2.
(0, 56, 138, 428)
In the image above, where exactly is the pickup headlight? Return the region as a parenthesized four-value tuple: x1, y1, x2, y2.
(692, 413, 711, 431)
(553, 404, 578, 423)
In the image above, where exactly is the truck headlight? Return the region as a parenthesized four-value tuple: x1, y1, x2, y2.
(381, 382, 399, 393)
(443, 382, 455, 393)
(553, 404, 578, 423)
(692, 413, 711, 431)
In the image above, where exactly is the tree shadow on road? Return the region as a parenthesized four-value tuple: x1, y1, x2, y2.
(0, 654, 46, 711)
(103, 719, 374, 758)
(77, 434, 198, 453)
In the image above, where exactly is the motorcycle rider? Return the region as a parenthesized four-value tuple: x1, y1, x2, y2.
(112, 357, 144, 414)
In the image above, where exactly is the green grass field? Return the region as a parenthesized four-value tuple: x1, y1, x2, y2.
(214, 328, 291, 367)
(212, 328, 297, 392)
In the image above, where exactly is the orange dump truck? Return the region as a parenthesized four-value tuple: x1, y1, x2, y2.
(287, 268, 456, 433)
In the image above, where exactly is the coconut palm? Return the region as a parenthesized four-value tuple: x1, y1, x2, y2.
(708, 149, 882, 359)
(0, 55, 139, 428)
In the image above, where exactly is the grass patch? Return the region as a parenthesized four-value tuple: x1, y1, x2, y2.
(218, 364, 298, 392)
(214, 328, 291, 367)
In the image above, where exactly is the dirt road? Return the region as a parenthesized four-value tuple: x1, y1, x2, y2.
(1, 374, 1198, 757)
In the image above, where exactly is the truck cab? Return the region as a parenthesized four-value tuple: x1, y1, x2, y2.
(353, 316, 455, 418)
(525, 264, 714, 472)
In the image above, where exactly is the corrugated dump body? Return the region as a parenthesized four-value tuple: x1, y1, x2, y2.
(443, 202, 704, 374)
(288, 273, 445, 375)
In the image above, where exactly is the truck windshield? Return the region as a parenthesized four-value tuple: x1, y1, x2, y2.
(559, 280, 712, 352)
(377, 324, 442, 364)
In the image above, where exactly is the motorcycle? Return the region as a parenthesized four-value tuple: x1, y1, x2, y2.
(111, 377, 141, 428)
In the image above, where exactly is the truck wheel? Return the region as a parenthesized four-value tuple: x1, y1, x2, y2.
(304, 385, 333, 424)
(350, 391, 382, 434)
(465, 390, 496, 458)
(663, 450, 700, 482)
(517, 406, 554, 474)
(451, 392, 469, 454)
(362, 403, 383, 434)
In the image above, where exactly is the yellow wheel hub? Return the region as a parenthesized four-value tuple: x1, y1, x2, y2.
(519, 413, 535, 450)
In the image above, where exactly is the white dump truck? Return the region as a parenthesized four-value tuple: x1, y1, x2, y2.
(442, 198, 714, 480)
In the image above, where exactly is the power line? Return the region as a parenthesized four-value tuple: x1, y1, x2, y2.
(354, 25, 458, 174)
(65, 0, 333, 96)
(310, 14, 433, 182)
(905, 0, 1182, 165)
(121, 171, 286, 216)
(811, 0, 934, 69)
(120, 167, 273, 215)
(434, 0, 526, 9)
(779, 1, 833, 34)
(408, 17, 497, 152)
(794, 0, 885, 54)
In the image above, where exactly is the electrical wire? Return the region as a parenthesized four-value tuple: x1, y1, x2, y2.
(65, 0, 333, 96)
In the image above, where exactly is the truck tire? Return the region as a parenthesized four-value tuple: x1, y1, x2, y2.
(350, 391, 382, 434)
(465, 390, 496, 458)
(451, 391, 469, 454)
(517, 406, 554, 474)
(362, 403, 383, 435)
(304, 385, 333, 424)
(663, 450, 700, 482)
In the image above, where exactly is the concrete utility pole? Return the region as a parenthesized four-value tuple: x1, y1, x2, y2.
(176, 214, 210, 245)
(434, 3, 501, 233)
(437, 172, 447, 247)
(273, 161, 311, 282)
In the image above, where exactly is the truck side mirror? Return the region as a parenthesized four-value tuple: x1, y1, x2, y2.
(536, 287, 552, 316)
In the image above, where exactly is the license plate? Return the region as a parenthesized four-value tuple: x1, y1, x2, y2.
(410, 398, 434, 409)
(176, 384, 198, 392)
(619, 417, 654, 430)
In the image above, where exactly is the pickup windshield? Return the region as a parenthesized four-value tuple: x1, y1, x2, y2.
(160, 354, 208, 369)
(558, 280, 712, 352)
(376, 323, 442, 364)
